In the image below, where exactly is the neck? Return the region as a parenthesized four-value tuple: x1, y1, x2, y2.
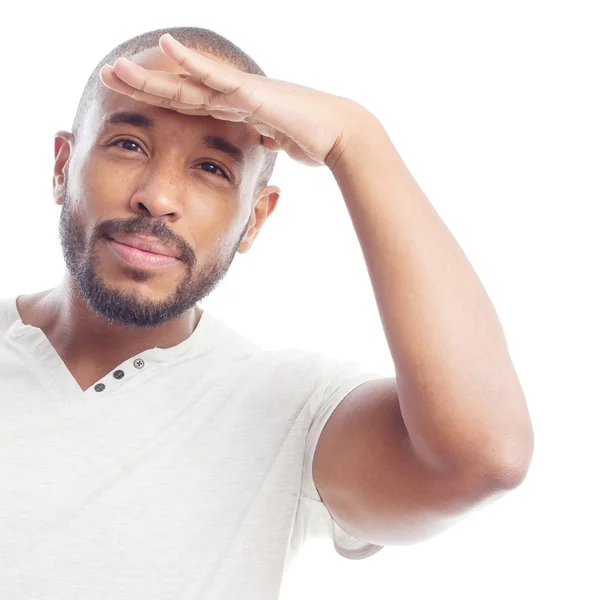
(17, 280, 202, 368)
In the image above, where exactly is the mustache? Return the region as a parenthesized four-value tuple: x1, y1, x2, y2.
(98, 218, 190, 261)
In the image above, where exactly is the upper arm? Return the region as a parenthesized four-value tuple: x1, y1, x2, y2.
(312, 377, 514, 547)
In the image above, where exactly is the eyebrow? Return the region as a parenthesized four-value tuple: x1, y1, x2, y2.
(104, 110, 247, 168)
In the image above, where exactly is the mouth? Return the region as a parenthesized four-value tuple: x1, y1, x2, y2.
(106, 237, 181, 270)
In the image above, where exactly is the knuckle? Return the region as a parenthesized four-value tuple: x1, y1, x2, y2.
(173, 82, 183, 103)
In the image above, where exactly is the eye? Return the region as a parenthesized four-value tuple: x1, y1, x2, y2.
(111, 138, 144, 153)
(197, 162, 229, 179)
(109, 138, 229, 179)
(109, 139, 141, 150)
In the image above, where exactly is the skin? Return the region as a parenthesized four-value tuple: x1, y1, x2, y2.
(13, 34, 533, 546)
(18, 45, 281, 390)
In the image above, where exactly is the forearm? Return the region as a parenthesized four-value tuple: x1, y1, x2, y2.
(330, 109, 534, 482)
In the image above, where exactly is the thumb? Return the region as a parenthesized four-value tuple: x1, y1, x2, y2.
(261, 135, 282, 153)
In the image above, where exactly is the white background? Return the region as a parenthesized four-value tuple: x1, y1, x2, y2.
(1, 1, 598, 598)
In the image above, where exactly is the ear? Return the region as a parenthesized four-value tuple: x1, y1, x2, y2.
(53, 131, 75, 206)
(238, 185, 281, 254)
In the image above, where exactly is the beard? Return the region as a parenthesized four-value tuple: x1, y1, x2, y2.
(57, 171, 249, 329)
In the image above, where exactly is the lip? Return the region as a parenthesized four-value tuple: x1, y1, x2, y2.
(107, 238, 181, 269)
(109, 233, 180, 258)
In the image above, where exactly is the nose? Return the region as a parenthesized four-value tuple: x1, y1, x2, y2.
(128, 168, 184, 220)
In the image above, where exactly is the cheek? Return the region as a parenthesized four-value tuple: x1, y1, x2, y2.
(188, 200, 240, 241)
(189, 224, 237, 265)
(79, 161, 131, 214)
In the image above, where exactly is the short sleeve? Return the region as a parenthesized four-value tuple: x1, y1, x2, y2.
(300, 354, 387, 560)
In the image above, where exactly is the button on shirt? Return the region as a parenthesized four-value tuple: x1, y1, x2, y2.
(0, 294, 384, 600)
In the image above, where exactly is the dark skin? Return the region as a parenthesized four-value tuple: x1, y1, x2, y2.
(18, 46, 281, 391)
(14, 34, 533, 552)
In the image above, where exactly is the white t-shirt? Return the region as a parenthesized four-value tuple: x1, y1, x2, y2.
(0, 294, 385, 600)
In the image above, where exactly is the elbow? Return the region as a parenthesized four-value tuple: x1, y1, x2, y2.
(486, 412, 536, 489)
(461, 431, 535, 491)
(488, 434, 535, 489)
(490, 460, 531, 489)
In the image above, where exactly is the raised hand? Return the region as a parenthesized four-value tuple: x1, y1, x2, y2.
(99, 33, 369, 169)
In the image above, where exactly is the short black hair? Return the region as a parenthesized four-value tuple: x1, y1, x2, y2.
(71, 26, 278, 194)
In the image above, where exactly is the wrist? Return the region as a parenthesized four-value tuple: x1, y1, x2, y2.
(326, 104, 384, 174)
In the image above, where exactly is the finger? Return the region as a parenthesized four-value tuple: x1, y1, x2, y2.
(201, 108, 249, 122)
(99, 64, 164, 105)
(99, 64, 135, 96)
(158, 33, 248, 95)
(261, 135, 282, 153)
(99, 65, 245, 120)
(99, 64, 174, 109)
(244, 117, 275, 138)
(170, 107, 212, 117)
(112, 58, 219, 108)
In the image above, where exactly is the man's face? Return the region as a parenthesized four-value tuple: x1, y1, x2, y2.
(54, 46, 277, 329)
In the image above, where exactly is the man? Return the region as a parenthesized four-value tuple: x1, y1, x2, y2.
(0, 26, 534, 600)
